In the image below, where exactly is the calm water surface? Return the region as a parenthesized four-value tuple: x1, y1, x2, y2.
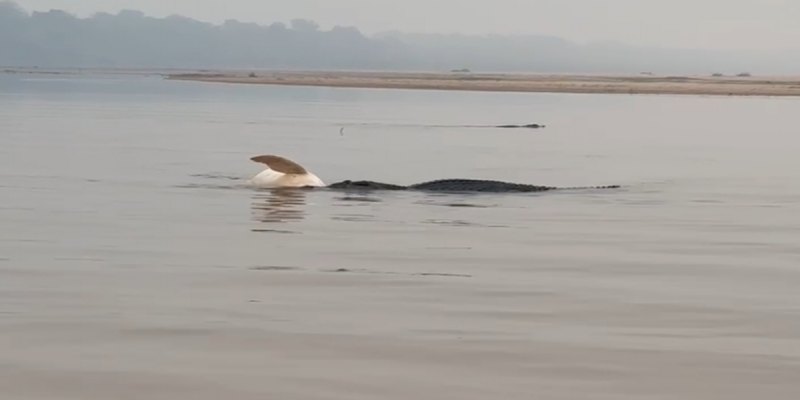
(1, 73, 799, 399)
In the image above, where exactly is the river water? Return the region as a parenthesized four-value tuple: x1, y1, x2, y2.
(1, 72, 799, 399)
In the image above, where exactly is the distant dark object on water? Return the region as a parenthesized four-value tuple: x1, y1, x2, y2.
(496, 123, 546, 129)
(711, 73, 724, 77)
(451, 68, 471, 73)
(737, 72, 752, 77)
(248, 72, 258, 78)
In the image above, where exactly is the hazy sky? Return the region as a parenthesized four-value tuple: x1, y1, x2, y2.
(12, 0, 800, 50)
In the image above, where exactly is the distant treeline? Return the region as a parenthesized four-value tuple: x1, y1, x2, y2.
(1, 1, 796, 73)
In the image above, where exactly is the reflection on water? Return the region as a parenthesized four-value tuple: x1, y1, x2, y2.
(327, 193, 380, 223)
(250, 188, 308, 225)
(422, 218, 508, 228)
(333, 194, 382, 203)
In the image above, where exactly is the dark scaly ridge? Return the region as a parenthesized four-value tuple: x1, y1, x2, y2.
(325, 179, 619, 193)
(409, 179, 554, 192)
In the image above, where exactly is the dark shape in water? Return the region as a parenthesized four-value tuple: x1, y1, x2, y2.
(327, 179, 619, 193)
(496, 123, 546, 129)
(327, 180, 407, 191)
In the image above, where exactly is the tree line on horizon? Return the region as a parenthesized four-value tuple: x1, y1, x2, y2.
(1, 1, 796, 74)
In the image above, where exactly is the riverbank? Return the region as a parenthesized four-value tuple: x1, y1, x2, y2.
(167, 70, 800, 97)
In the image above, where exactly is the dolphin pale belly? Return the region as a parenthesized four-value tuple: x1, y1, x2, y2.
(249, 155, 325, 188)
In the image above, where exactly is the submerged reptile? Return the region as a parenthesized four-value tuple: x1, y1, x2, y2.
(248, 155, 619, 193)
(327, 179, 619, 192)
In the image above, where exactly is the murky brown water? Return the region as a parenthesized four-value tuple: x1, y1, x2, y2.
(1, 73, 799, 399)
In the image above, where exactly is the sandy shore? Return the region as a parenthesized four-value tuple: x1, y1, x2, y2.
(167, 70, 800, 96)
